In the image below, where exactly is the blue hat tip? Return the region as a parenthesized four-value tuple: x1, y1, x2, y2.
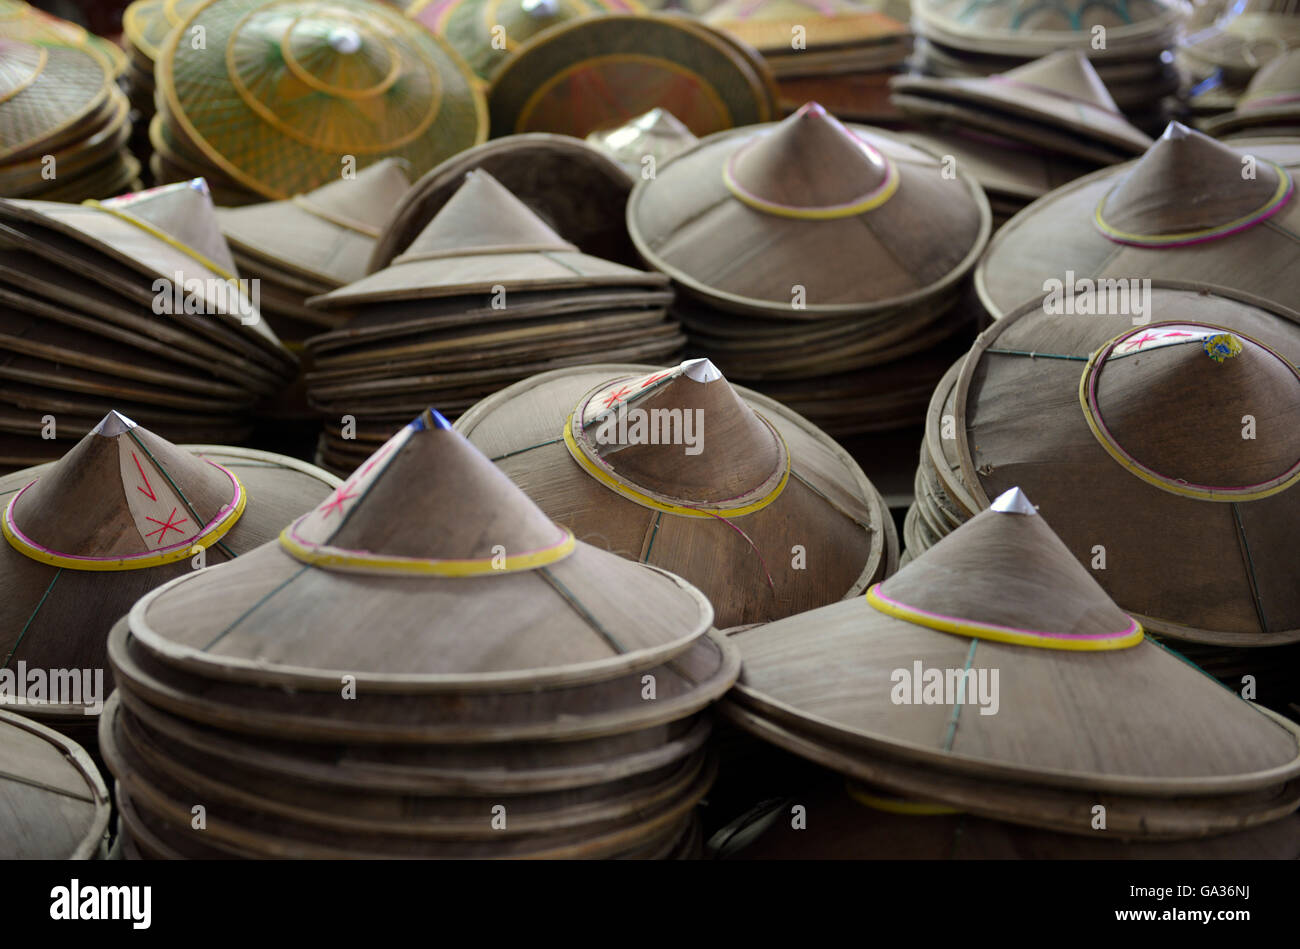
(410, 407, 452, 432)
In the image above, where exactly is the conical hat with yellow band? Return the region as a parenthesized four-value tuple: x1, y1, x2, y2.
(0, 411, 339, 724)
(122, 408, 714, 694)
(454, 358, 896, 630)
(1203, 49, 1300, 136)
(725, 487, 1300, 800)
(156, 0, 487, 201)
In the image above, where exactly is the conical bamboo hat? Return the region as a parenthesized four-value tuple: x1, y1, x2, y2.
(1181, 0, 1300, 80)
(454, 359, 895, 629)
(890, 51, 1153, 157)
(1203, 49, 1300, 136)
(215, 158, 411, 288)
(0, 37, 111, 164)
(954, 284, 1300, 646)
(912, 0, 1184, 57)
(586, 108, 699, 176)
(0, 411, 339, 719)
(124, 408, 714, 692)
(626, 102, 989, 317)
(311, 169, 667, 306)
(156, 0, 487, 200)
(0, 0, 127, 78)
(727, 487, 1300, 797)
(976, 127, 1300, 319)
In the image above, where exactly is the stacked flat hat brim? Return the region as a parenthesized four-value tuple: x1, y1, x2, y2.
(1203, 50, 1300, 137)
(723, 488, 1300, 838)
(487, 14, 776, 139)
(1181, 4, 1300, 83)
(367, 133, 639, 273)
(101, 412, 738, 858)
(976, 128, 1300, 321)
(151, 0, 487, 202)
(455, 359, 897, 629)
(0, 709, 109, 859)
(0, 411, 339, 739)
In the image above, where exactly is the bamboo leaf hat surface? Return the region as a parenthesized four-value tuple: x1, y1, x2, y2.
(722, 487, 1300, 838)
(155, 0, 488, 201)
(0, 411, 340, 726)
(1203, 49, 1300, 137)
(975, 124, 1300, 320)
(454, 358, 898, 629)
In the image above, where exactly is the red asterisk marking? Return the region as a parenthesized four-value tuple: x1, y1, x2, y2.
(144, 508, 188, 542)
(639, 372, 670, 389)
(320, 484, 358, 518)
(601, 385, 633, 408)
(1124, 332, 1160, 349)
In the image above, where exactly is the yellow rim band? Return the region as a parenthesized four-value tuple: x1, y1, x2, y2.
(82, 198, 241, 283)
(845, 783, 962, 816)
(865, 584, 1144, 652)
(723, 157, 900, 220)
(562, 413, 789, 518)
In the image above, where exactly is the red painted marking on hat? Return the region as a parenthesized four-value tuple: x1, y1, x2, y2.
(132, 452, 157, 501)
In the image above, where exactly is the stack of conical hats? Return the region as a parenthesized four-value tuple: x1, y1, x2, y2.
(368, 133, 641, 275)
(100, 410, 738, 859)
(0, 19, 139, 202)
(904, 283, 1300, 709)
(723, 487, 1300, 840)
(909, 0, 1186, 129)
(120, 0, 203, 164)
(455, 357, 898, 629)
(626, 102, 990, 436)
(892, 51, 1152, 226)
(302, 170, 681, 475)
(586, 109, 699, 178)
(1204, 49, 1300, 138)
(1182, 0, 1300, 93)
(0, 179, 298, 471)
(977, 124, 1300, 322)
(215, 159, 412, 345)
(149, 0, 487, 206)
(703, 0, 912, 123)
(0, 410, 339, 749)
(408, 0, 642, 80)
(0, 709, 109, 859)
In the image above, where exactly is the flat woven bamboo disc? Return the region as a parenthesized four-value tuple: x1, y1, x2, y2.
(1203, 49, 1300, 136)
(976, 128, 1300, 320)
(0, 414, 340, 724)
(724, 495, 1300, 799)
(123, 0, 206, 65)
(409, 0, 642, 79)
(586, 108, 699, 177)
(0, 87, 131, 195)
(455, 359, 894, 628)
(704, 0, 906, 54)
(487, 13, 775, 138)
(955, 284, 1300, 647)
(0, 37, 111, 165)
(365, 132, 636, 273)
(627, 102, 990, 317)
(157, 0, 488, 200)
(0, 709, 109, 859)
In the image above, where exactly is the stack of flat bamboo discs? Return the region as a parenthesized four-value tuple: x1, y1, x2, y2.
(723, 487, 1300, 840)
(151, 0, 487, 205)
(626, 101, 990, 436)
(303, 170, 681, 475)
(891, 51, 1153, 226)
(704, 0, 913, 123)
(0, 178, 299, 470)
(121, 0, 204, 169)
(0, 32, 139, 202)
(0, 410, 339, 748)
(456, 357, 898, 629)
(408, 0, 643, 79)
(904, 283, 1300, 706)
(0, 0, 128, 80)
(215, 159, 412, 345)
(711, 771, 1300, 858)
(1204, 50, 1300, 138)
(586, 109, 699, 178)
(0, 709, 110, 859)
(101, 411, 739, 859)
(909, 0, 1186, 128)
(487, 13, 776, 138)
(976, 124, 1300, 321)
(367, 133, 640, 272)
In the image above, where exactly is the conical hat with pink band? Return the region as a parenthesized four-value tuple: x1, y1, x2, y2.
(123, 408, 714, 694)
(0, 411, 339, 726)
(724, 487, 1300, 800)
(1203, 49, 1300, 137)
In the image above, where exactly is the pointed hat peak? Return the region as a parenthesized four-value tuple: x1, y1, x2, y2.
(989, 486, 1038, 514)
(1002, 49, 1120, 112)
(90, 410, 137, 437)
(96, 178, 239, 277)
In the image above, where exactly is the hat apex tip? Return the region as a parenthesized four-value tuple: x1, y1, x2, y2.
(681, 357, 723, 382)
(412, 407, 453, 431)
(990, 487, 1038, 515)
(91, 410, 137, 437)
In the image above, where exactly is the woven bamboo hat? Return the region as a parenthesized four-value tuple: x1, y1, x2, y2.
(154, 0, 487, 201)
(705, 0, 904, 55)
(722, 486, 1300, 835)
(487, 13, 775, 139)
(0, 38, 111, 164)
(976, 126, 1299, 320)
(1204, 49, 1300, 136)
(0, 411, 339, 728)
(409, 0, 641, 79)
(627, 102, 989, 318)
(0, 710, 109, 859)
(890, 51, 1154, 162)
(455, 358, 897, 629)
(586, 108, 699, 178)
(0, 0, 127, 78)
(1181, 0, 1300, 83)
(366, 133, 638, 273)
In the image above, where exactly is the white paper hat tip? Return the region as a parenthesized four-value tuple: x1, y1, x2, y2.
(990, 486, 1038, 515)
(1161, 121, 1191, 141)
(682, 358, 723, 382)
(91, 410, 139, 437)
